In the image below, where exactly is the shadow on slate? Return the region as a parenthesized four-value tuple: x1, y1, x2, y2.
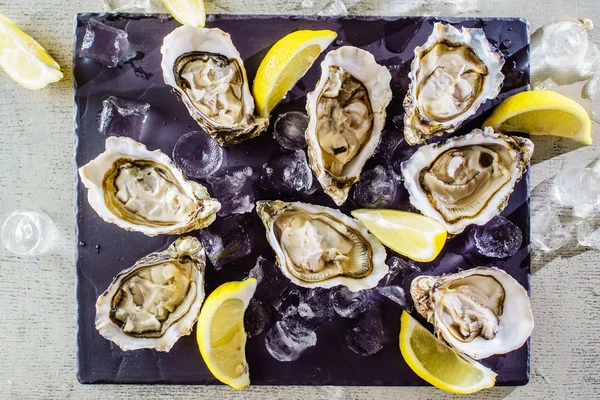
(74, 13, 531, 386)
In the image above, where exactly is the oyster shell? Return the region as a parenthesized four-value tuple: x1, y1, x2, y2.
(410, 267, 534, 359)
(401, 127, 533, 235)
(161, 26, 268, 145)
(79, 136, 220, 236)
(403, 22, 505, 145)
(306, 46, 392, 205)
(256, 200, 388, 292)
(95, 237, 206, 352)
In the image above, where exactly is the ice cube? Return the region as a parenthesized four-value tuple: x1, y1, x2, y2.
(99, 96, 150, 139)
(388, 0, 477, 16)
(80, 19, 129, 68)
(244, 298, 271, 338)
(383, 256, 421, 286)
(472, 216, 523, 258)
(372, 285, 407, 308)
(554, 164, 600, 218)
(576, 215, 600, 250)
(104, 0, 167, 12)
(297, 288, 334, 321)
(261, 150, 317, 196)
(330, 286, 371, 319)
(248, 256, 266, 283)
(531, 203, 574, 252)
(274, 288, 303, 317)
(537, 19, 590, 70)
(273, 111, 309, 151)
(198, 215, 251, 270)
(375, 130, 405, 164)
(207, 167, 255, 217)
(249, 256, 290, 306)
(352, 165, 397, 208)
(265, 318, 317, 362)
(317, 0, 350, 17)
(582, 74, 599, 100)
(1, 210, 55, 256)
(530, 19, 599, 120)
(172, 131, 224, 179)
(342, 303, 383, 356)
(375, 129, 417, 178)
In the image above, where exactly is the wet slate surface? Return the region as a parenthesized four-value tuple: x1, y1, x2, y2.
(74, 14, 531, 385)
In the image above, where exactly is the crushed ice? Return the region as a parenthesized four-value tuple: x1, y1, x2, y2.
(207, 167, 255, 217)
(261, 150, 317, 196)
(197, 215, 251, 270)
(529, 160, 600, 254)
(104, 0, 167, 12)
(531, 18, 599, 121)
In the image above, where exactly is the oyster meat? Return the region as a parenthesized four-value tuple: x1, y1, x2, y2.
(95, 237, 206, 352)
(79, 136, 220, 236)
(161, 26, 268, 145)
(410, 267, 534, 359)
(403, 22, 505, 145)
(256, 200, 388, 292)
(401, 127, 533, 235)
(306, 46, 392, 205)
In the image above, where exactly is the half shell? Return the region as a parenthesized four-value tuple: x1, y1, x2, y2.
(401, 127, 533, 235)
(161, 26, 269, 145)
(403, 22, 505, 145)
(95, 237, 206, 352)
(78, 136, 220, 236)
(410, 267, 534, 359)
(306, 46, 392, 205)
(256, 200, 388, 292)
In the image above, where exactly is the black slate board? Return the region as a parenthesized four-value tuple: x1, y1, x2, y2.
(74, 14, 531, 386)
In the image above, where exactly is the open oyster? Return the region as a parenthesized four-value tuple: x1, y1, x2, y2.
(403, 23, 505, 145)
(79, 136, 220, 236)
(401, 127, 533, 235)
(95, 237, 206, 352)
(410, 267, 534, 359)
(306, 46, 392, 205)
(256, 200, 387, 292)
(161, 26, 268, 145)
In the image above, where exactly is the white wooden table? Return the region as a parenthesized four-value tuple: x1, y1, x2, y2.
(0, 0, 598, 398)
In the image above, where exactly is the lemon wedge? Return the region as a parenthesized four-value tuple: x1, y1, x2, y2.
(351, 209, 447, 262)
(483, 90, 592, 144)
(252, 29, 337, 117)
(400, 311, 497, 394)
(196, 278, 257, 390)
(0, 13, 63, 90)
(162, 0, 206, 27)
